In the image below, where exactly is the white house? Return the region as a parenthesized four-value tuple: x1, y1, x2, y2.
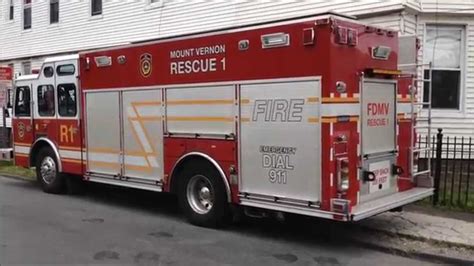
(0, 0, 473, 137)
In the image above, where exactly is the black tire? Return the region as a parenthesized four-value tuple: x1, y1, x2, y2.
(36, 147, 65, 194)
(177, 162, 230, 228)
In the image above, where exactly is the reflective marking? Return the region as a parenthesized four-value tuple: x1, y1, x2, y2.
(59, 145, 83, 151)
(59, 149, 82, 160)
(167, 99, 234, 105)
(14, 145, 30, 154)
(321, 103, 359, 116)
(135, 105, 161, 117)
(89, 161, 153, 173)
(62, 158, 85, 164)
(307, 117, 319, 123)
(306, 97, 319, 103)
(330, 173, 334, 187)
(240, 117, 250, 122)
(167, 116, 234, 122)
(397, 103, 411, 114)
(14, 142, 30, 147)
(14, 153, 28, 157)
(322, 97, 359, 103)
(132, 101, 161, 106)
(131, 120, 153, 153)
(88, 152, 120, 163)
(240, 99, 250, 104)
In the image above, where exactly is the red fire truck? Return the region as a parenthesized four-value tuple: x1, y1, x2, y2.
(12, 13, 433, 227)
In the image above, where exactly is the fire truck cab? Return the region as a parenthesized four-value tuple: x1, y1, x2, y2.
(12, 13, 433, 227)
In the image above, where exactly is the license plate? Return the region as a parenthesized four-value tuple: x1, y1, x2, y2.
(368, 160, 391, 193)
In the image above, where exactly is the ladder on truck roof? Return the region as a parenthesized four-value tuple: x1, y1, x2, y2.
(398, 35, 433, 182)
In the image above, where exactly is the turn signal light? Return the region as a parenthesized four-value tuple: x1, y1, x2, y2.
(337, 158, 350, 193)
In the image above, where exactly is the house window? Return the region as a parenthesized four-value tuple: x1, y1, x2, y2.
(50, 0, 59, 24)
(424, 25, 463, 110)
(21, 62, 31, 75)
(23, 0, 31, 29)
(9, 0, 14, 20)
(91, 0, 102, 16)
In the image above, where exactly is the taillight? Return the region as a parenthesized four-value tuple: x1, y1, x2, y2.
(337, 158, 350, 193)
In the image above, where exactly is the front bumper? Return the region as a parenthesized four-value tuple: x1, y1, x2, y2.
(351, 187, 434, 221)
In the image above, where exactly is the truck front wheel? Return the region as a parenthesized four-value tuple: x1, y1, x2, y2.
(178, 162, 229, 227)
(36, 148, 65, 194)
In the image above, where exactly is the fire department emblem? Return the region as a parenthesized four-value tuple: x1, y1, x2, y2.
(140, 53, 153, 78)
(17, 122, 25, 140)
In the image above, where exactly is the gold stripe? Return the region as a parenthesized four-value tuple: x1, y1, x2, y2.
(321, 118, 338, 123)
(14, 153, 29, 157)
(130, 117, 162, 122)
(167, 99, 234, 105)
(321, 97, 359, 103)
(307, 117, 319, 123)
(240, 99, 250, 104)
(59, 145, 83, 151)
(62, 158, 85, 164)
(88, 161, 154, 173)
(349, 117, 359, 122)
(167, 116, 234, 122)
(88, 147, 121, 154)
(14, 142, 30, 147)
(132, 101, 161, 106)
(307, 97, 319, 103)
(240, 117, 250, 122)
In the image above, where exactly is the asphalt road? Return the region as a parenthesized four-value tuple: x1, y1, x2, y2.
(0, 176, 430, 265)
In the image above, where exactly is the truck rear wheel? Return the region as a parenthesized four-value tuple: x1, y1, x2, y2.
(178, 162, 229, 227)
(36, 148, 65, 194)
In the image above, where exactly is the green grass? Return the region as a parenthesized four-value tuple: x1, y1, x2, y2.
(0, 161, 36, 181)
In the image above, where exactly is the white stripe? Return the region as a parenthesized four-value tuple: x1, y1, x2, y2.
(132, 121, 153, 153)
(124, 155, 148, 167)
(146, 156, 160, 168)
(59, 150, 82, 160)
(397, 103, 411, 114)
(137, 106, 161, 117)
(321, 103, 359, 117)
(127, 107, 137, 119)
(88, 152, 120, 163)
(14, 145, 30, 154)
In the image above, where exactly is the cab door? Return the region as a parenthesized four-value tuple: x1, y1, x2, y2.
(12, 83, 34, 167)
(33, 63, 57, 145)
(55, 61, 82, 174)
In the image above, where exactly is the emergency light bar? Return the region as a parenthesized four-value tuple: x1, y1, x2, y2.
(94, 56, 112, 67)
(371, 46, 391, 60)
(261, 33, 290, 48)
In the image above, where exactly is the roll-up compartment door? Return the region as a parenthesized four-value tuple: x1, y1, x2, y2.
(122, 90, 163, 181)
(86, 92, 121, 175)
(240, 79, 321, 202)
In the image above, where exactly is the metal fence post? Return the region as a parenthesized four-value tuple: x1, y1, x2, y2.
(433, 128, 443, 206)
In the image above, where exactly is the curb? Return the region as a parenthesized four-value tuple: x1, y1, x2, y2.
(0, 173, 36, 182)
(359, 224, 474, 251)
(351, 237, 474, 265)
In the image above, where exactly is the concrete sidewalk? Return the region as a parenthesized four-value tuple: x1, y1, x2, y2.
(359, 206, 474, 249)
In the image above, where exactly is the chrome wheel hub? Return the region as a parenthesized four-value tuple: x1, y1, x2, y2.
(187, 175, 214, 215)
(40, 156, 56, 184)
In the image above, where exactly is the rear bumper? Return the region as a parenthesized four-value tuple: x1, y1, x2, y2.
(351, 187, 434, 221)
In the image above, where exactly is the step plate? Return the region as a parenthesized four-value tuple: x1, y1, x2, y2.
(351, 187, 433, 221)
